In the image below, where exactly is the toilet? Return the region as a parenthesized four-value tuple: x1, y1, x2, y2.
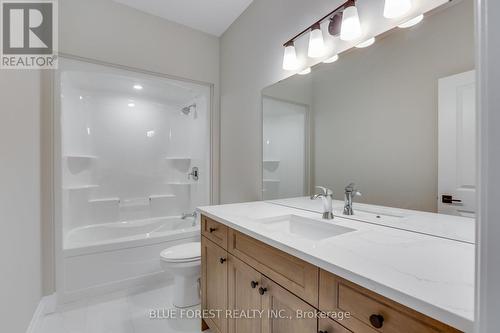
(160, 242, 201, 308)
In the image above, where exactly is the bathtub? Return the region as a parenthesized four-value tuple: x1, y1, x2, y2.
(62, 216, 200, 303)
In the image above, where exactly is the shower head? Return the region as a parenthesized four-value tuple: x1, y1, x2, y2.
(181, 103, 196, 115)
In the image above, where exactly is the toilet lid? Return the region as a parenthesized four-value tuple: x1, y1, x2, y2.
(160, 242, 201, 262)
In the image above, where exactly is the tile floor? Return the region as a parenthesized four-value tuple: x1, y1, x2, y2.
(37, 282, 209, 333)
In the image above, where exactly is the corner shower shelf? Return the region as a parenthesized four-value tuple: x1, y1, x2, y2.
(166, 181, 197, 186)
(64, 154, 99, 160)
(88, 197, 120, 204)
(263, 159, 280, 163)
(164, 157, 192, 161)
(64, 185, 99, 191)
(149, 194, 176, 200)
(263, 179, 280, 183)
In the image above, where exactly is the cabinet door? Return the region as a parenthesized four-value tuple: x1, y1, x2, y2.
(202, 236, 228, 333)
(228, 255, 263, 333)
(318, 317, 352, 333)
(261, 277, 317, 333)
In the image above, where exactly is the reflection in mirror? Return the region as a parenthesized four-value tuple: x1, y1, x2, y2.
(262, 0, 475, 220)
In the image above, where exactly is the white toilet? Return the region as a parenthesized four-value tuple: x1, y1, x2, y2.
(160, 242, 201, 308)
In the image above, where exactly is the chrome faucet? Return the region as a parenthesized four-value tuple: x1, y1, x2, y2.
(343, 183, 361, 216)
(311, 186, 334, 220)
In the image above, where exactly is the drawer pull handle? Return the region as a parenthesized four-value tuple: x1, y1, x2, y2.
(251, 281, 259, 289)
(209, 227, 217, 233)
(369, 314, 384, 329)
(258, 287, 267, 295)
(219, 257, 227, 264)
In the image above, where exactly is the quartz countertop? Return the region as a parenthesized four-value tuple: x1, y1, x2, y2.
(197, 200, 475, 332)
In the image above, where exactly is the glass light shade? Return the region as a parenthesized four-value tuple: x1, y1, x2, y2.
(355, 37, 375, 48)
(384, 0, 412, 19)
(398, 14, 424, 28)
(282, 44, 299, 70)
(340, 5, 362, 41)
(308, 27, 326, 58)
(323, 54, 339, 64)
(298, 67, 311, 75)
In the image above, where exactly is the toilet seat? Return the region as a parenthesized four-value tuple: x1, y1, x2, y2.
(160, 242, 200, 263)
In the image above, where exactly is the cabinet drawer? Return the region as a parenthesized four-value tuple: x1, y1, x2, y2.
(228, 229, 319, 307)
(319, 270, 461, 333)
(201, 215, 228, 249)
(318, 317, 352, 333)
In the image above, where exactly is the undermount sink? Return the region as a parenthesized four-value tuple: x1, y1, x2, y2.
(255, 215, 355, 241)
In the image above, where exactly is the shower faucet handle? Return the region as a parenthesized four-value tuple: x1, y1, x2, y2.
(188, 166, 199, 181)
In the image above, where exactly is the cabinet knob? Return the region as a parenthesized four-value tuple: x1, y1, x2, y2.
(319, 331, 328, 333)
(250, 281, 259, 289)
(219, 257, 227, 264)
(209, 227, 217, 233)
(258, 287, 267, 295)
(369, 314, 384, 328)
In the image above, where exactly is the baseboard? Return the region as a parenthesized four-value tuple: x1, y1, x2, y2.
(26, 294, 56, 333)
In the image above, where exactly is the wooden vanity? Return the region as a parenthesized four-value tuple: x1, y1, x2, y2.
(200, 215, 462, 333)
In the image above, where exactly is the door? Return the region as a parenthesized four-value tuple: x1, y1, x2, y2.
(202, 237, 228, 333)
(438, 70, 476, 217)
(228, 255, 263, 333)
(261, 277, 317, 333)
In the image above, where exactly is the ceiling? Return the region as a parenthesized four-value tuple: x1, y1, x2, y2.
(112, 0, 254, 36)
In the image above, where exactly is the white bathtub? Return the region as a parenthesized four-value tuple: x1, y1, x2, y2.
(62, 216, 200, 303)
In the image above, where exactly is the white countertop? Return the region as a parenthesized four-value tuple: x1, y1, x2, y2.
(197, 200, 475, 332)
(270, 197, 476, 244)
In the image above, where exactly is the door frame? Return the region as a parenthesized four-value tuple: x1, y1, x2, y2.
(475, 0, 500, 332)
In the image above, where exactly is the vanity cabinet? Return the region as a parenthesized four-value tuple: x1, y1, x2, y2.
(201, 236, 228, 333)
(201, 215, 462, 333)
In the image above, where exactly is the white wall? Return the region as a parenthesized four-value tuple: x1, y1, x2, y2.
(476, 0, 500, 331)
(312, 1, 474, 212)
(0, 72, 42, 332)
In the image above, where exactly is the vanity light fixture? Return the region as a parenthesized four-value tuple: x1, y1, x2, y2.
(384, 0, 412, 19)
(298, 67, 311, 75)
(323, 54, 339, 64)
(398, 14, 424, 28)
(308, 23, 326, 58)
(340, 1, 362, 41)
(282, 41, 299, 70)
(355, 37, 375, 48)
(282, 0, 361, 70)
(133, 84, 143, 90)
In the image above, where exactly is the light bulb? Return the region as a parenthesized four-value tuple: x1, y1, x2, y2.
(398, 14, 423, 28)
(298, 67, 311, 75)
(356, 37, 375, 48)
(308, 23, 326, 58)
(384, 0, 412, 19)
(323, 54, 339, 64)
(340, 5, 362, 41)
(282, 42, 299, 70)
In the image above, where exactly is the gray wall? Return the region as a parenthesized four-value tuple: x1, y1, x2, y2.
(313, 0, 474, 212)
(0, 72, 42, 333)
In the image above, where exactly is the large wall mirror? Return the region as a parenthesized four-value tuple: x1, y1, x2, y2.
(262, 0, 475, 218)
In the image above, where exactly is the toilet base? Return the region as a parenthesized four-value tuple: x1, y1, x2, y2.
(172, 275, 201, 308)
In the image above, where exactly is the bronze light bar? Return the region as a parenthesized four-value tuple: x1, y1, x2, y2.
(283, 0, 355, 47)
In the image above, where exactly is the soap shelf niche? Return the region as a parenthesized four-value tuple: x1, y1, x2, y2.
(64, 184, 99, 191)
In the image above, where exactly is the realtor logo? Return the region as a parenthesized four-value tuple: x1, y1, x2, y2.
(1, 0, 58, 69)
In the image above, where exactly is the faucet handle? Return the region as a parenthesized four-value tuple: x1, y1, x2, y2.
(315, 186, 333, 196)
(345, 183, 361, 197)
